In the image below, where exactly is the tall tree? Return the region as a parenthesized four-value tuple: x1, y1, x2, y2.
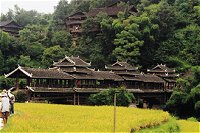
(42, 45, 65, 67)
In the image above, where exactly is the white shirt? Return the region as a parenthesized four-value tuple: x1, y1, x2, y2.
(1, 97, 10, 112)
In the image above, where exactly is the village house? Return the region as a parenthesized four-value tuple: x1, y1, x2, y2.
(0, 20, 22, 37)
(147, 64, 179, 90)
(65, 1, 138, 39)
(5, 56, 178, 106)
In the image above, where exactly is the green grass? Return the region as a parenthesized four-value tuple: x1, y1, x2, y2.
(137, 117, 180, 133)
(3, 103, 170, 132)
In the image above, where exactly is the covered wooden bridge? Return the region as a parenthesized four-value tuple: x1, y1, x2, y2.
(5, 56, 178, 105)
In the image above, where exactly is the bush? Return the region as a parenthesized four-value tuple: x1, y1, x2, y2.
(88, 87, 135, 106)
(187, 117, 198, 122)
(13, 90, 28, 102)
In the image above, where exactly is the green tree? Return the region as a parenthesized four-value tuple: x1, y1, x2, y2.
(18, 55, 34, 67)
(20, 24, 47, 43)
(52, 0, 72, 30)
(89, 88, 135, 106)
(42, 45, 65, 67)
(0, 30, 11, 55)
(26, 42, 45, 61)
(51, 30, 72, 48)
(166, 67, 200, 119)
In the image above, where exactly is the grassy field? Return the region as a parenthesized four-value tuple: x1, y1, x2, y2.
(138, 117, 180, 132)
(3, 103, 170, 132)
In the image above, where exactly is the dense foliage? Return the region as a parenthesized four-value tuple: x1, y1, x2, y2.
(13, 90, 28, 102)
(88, 88, 135, 106)
(166, 66, 200, 120)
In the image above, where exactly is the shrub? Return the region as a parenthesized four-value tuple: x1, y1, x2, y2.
(116, 88, 135, 106)
(187, 117, 198, 122)
(88, 87, 135, 106)
(13, 90, 28, 102)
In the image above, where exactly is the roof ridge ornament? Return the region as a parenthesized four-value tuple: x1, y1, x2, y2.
(105, 65, 107, 69)
(73, 66, 76, 71)
(66, 56, 75, 65)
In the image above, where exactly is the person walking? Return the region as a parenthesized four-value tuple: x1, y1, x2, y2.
(1, 92, 10, 125)
(7, 90, 15, 114)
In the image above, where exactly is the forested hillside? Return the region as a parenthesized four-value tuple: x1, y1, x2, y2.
(0, 0, 200, 119)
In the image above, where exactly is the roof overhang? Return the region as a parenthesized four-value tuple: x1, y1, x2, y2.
(5, 66, 32, 78)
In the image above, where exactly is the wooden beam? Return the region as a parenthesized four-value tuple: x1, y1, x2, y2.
(74, 93, 76, 105)
(78, 93, 79, 105)
(16, 76, 19, 90)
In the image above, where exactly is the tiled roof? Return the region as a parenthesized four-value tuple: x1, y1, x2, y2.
(70, 73, 93, 79)
(87, 5, 137, 17)
(70, 71, 124, 81)
(67, 11, 86, 18)
(53, 56, 91, 67)
(158, 74, 179, 78)
(121, 76, 142, 81)
(87, 6, 123, 17)
(0, 21, 11, 27)
(106, 61, 138, 71)
(147, 64, 175, 73)
(5, 66, 74, 79)
(139, 74, 164, 83)
(60, 67, 93, 74)
(112, 71, 140, 76)
(93, 71, 124, 81)
(66, 20, 85, 25)
(163, 78, 176, 83)
(0, 20, 21, 28)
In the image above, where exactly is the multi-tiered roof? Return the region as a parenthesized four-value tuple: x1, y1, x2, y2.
(106, 61, 164, 84)
(53, 56, 123, 81)
(147, 64, 179, 80)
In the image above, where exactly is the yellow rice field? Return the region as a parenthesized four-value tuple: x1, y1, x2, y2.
(178, 120, 200, 133)
(3, 103, 169, 132)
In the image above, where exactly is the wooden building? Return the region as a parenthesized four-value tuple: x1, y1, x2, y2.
(5, 66, 75, 103)
(5, 56, 123, 105)
(65, 1, 137, 38)
(5, 57, 177, 106)
(106, 61, 167, 105)
(52, 56, 123, 104)
(65, 12, 86, 39)
(0, 20, 22, 37)
(147, 64, 179, 90)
